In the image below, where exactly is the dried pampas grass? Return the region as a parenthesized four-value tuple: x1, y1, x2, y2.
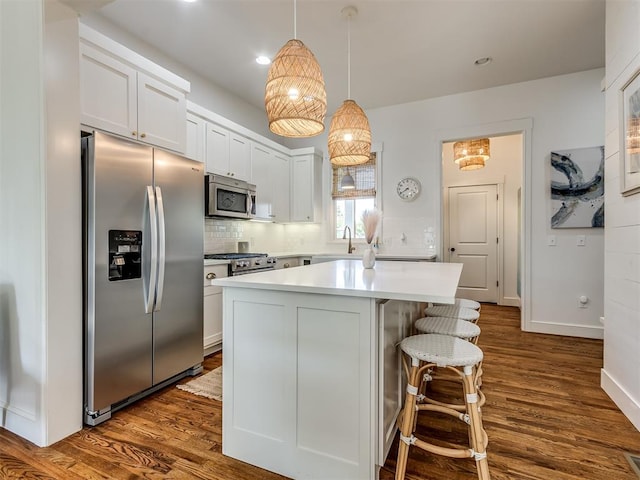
(362, 209, 381, 244)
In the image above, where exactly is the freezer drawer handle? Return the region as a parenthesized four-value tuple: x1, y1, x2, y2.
(155, 186, 166, 312)
(145, 186, 158, 313)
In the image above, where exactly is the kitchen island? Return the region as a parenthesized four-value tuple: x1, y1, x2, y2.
(214, 260, 463, 479)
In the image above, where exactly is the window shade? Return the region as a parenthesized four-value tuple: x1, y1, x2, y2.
(331, 152, 376, 199)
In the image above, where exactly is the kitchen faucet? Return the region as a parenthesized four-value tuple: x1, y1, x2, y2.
(342, 226, 356, 254)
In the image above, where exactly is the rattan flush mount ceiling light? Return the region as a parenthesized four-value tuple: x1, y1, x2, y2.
(265, 0, 327, 138)
(328, 6, 371, 166)
(453, 138, 491, 171)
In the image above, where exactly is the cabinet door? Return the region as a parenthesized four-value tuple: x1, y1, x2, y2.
(205, 123, 230, 176)
(136, 72, 187, 153)
(251, 144, 273, 219)
(80, 43, 137, 139)
(272, 152, 290, 222)
(291, 156, 313, 221)
(229, 133, 251, 181)
(291, 153, 322, 222)
(203, 265, 227, 351)
(186, 112, 205, 162)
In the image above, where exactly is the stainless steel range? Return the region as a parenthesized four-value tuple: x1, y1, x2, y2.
(205, 253, 276, 276)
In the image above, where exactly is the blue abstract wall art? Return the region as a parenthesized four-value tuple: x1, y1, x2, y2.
(550, 146, 604, 228)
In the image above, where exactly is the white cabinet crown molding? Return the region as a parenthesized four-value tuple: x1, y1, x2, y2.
(79, 23, 190, 94)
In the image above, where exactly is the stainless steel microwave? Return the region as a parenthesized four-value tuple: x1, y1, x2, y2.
(205, 174, 256, 219)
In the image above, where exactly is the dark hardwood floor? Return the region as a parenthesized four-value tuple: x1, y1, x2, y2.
(1, 304, 640, 479)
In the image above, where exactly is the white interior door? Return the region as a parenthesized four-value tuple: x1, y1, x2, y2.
(448, 184, 498, 302)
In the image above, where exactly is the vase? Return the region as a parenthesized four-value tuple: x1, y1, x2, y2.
(362, 244, 376, 269)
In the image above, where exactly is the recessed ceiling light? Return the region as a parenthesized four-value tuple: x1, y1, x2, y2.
(474, 57, 492, 66)
(183, 0, 198, 3)
(256, 56, 271, 65)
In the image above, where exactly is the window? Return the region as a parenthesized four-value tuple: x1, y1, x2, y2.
(332, 152, 378, 240)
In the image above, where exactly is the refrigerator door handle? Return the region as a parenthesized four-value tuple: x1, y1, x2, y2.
(145, 185, 158, 314)
(154, 186, 166, 312)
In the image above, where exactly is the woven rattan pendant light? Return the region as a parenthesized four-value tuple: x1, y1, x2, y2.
(453, 138, 491, 171)
(265, 0, 327, 138)
(328, 6, 371, 166)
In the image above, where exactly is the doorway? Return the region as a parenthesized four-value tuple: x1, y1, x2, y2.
(442, 132, 524, 308)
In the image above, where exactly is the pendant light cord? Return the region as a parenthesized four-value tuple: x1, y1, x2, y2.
(347, 13, 351, 99)
(293, 0, 297, 39)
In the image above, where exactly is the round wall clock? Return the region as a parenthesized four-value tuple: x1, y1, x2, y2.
(396, 177, 421, 201)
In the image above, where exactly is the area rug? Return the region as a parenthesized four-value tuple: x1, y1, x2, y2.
(177, 366, 222, 401)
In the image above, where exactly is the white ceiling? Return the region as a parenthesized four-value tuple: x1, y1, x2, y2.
(72, 0, 605, 116)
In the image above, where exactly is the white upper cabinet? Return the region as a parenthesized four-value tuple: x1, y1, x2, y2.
(252, 143, 290, 222)
(79, 25, 189, 153)
(205, 123, 230, 174)
(291, 151, 322, 222)
(205, 124, 251, 180)
(185, 112, 206, 162)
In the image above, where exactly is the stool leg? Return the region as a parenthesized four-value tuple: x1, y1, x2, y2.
(462, 365, 490, 480)
(396, 358, 420, 480)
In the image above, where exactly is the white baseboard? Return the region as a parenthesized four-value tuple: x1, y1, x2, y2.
(524, 320, 604, 339)
(500, 296, 520, 307)
(601, 368, 640, 432)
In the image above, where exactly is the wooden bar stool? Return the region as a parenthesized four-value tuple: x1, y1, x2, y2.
(433, 297, 481, 311)
(424, 304, 480, 323)
(396, 334, 490, 480)
(413, 316, 485, 411)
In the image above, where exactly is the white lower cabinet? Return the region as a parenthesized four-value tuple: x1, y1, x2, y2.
(203, 264, 228, 353)
(275, 257, 300, 269)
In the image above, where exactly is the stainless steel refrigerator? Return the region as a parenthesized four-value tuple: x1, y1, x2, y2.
(82, 130, 203, 426)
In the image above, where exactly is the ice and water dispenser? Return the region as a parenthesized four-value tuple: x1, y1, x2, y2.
(108, 230, 142, 281)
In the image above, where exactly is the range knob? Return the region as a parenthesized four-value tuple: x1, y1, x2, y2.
(266, 257, 277, 264)
(255, 259, 264, 266)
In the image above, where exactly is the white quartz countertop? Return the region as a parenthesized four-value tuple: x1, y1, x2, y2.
(213, 259, 462, 303)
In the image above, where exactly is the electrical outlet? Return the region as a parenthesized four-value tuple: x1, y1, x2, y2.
(577, 295, 589, 308)
(547, 235, 556, 246)
(576, 235, 586, 246)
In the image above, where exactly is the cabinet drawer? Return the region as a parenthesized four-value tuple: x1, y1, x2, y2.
(204, 264, 228, 289)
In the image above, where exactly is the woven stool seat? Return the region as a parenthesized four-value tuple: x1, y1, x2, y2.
(424, 305, 480, 323)
(415, 316, 480, 340)
(400, 334, 483, 367)
(434, 298, 481, 310)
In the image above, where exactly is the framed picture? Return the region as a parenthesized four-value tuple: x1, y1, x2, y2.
(620, 67, 640, 196)
(550, 146, 604, 228)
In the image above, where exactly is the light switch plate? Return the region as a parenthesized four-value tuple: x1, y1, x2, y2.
(547, 235, 556, 246)
(576, 235, 586, 246)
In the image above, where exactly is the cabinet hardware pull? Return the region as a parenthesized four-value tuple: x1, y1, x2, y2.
(284, 263, 290, 268)
(132, 131, 137, 136)
(206, 272, 216, 280)
(140, 133, 146, 138)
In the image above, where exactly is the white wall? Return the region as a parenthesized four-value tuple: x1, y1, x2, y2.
(601, 0, 640, 432)
(442, 134, 523, 306)
(0, 0, 82, 446)
(371, 70, 605, 338)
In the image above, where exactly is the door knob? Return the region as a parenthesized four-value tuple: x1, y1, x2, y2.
(449, 247, 456, 252)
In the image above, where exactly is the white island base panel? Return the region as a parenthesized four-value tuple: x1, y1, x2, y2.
(222, 287, 424, 480)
